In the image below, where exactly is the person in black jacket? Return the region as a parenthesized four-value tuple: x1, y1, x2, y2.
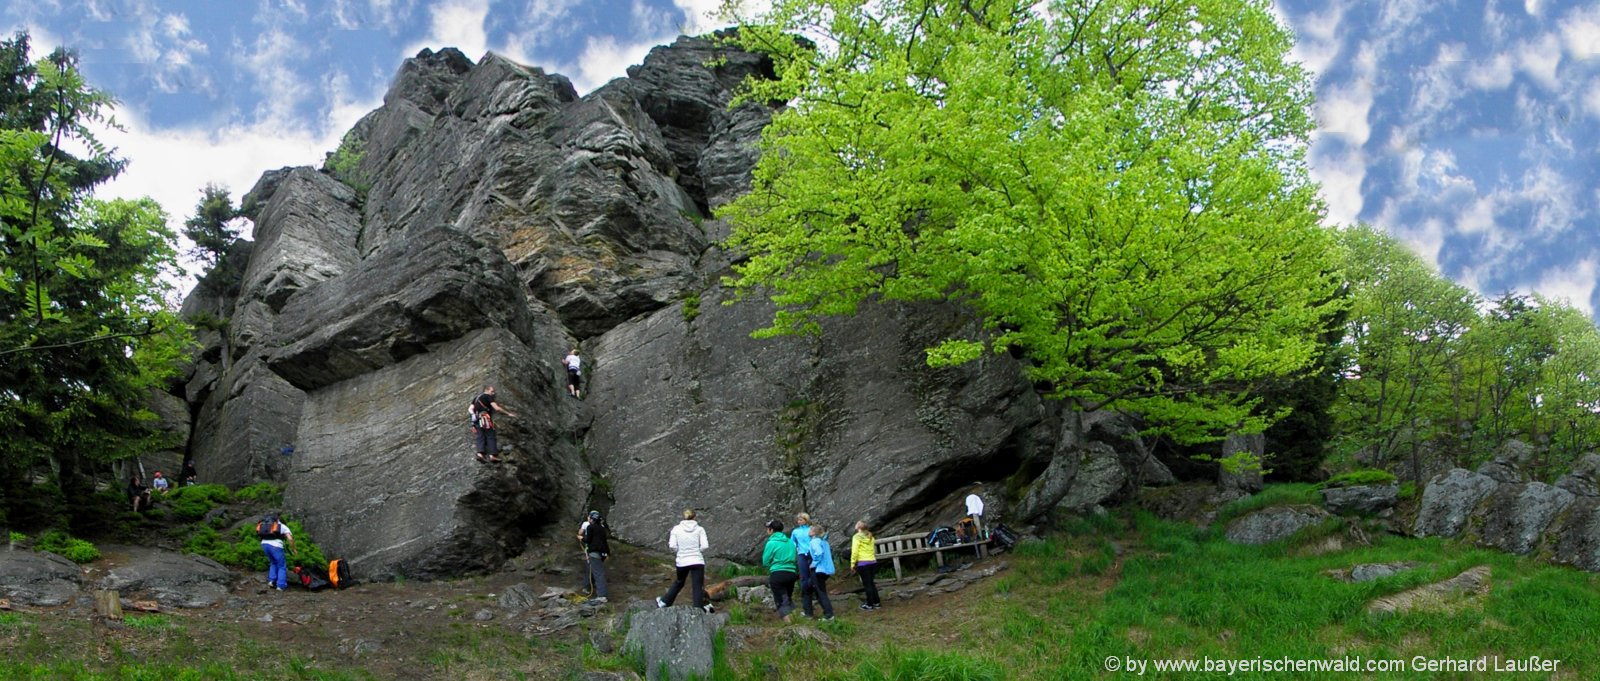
(577, 510, 610, 600)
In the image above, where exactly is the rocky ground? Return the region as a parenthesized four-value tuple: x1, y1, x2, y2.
(1, 534, 1010, 679)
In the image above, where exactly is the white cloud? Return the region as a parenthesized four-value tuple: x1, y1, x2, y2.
(1455, 195, 1495, 235)
(406, 0, 489, 59)
(568, 34, 660, 94)
(1523, 0, 1543, 18)
(1560, 6, 1600, 60)
(95, 83, 379, 287)
(237, 29, 310, 126)
(1317, 78, 1373, 146)
(1584, 81, 1600, 120)
(1515, 33, 1562, 90)
(672, 0, 724, 34)
(1285, 1, 1346, 79)
(1465, 52, 1514, 90)
(1309, 141, 1365, 226)
(1534, 258, 1597, 317)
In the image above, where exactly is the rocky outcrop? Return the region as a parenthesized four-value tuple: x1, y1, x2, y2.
(0, 550, 84, 606)
(1366, 566, 1491, 615)
(1554, 454, 1600, 497)
(1413, 469, 1498, 538)
(96, 552, 232, 608)
(1218, 433, 1266, 494)
(1476, 482, 1574, 555)
(1321, 483, 1399, 516)
(1414, 452, 1600, 572)
(1476, 439, 1534, 484)
(1223, 505, 1330, 545)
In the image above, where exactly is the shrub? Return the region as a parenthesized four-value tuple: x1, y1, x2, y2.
(234, 482, 283, 506)
(8, 531, 26, 545)
(185, 519, 327, 572)
(682, 293, 701, 322)
(34, 530, 100, 563)
(165, 484, 234, 522)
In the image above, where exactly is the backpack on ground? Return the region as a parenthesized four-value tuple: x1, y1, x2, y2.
(291, 566, 331, 591)
(256, 516, 286, 540)
(926, 526, 960, 548)
(328, 558, 352, 589)
(990, 523, 1020, 551)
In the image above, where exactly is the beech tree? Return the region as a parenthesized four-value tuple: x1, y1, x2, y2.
(719, 0, 1341, 440)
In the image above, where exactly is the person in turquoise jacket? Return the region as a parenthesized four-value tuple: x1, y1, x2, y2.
(761, 520, 798, 618)
(802, 522, 836, 620)
(791, 512, 813, 598)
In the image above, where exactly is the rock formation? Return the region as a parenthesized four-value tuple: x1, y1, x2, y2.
(171, 34, 1173, 579)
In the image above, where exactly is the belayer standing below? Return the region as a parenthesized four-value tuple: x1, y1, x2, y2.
(257, 512, 295, 592)
(656, 509, 712, 613)
(762, 520, 798, 619)
(469, 385, 517, 463)
(577, 510, 610, 601)
(792, 512, 813, 603)
(562, 348, 583, 399)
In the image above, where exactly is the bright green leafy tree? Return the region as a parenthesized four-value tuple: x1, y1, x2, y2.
(718, 0, 1341, 441)
(0, 32, 192, 529)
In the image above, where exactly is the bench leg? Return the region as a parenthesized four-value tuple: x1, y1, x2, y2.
(935, 551, 944, 568)
(893, 557, 902, 582)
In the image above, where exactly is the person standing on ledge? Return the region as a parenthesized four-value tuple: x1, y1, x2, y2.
(562, 348, 583, 399)
(469, 385, 517, 463)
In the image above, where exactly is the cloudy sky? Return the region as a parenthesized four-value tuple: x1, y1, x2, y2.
(3, 0, 1597, 314)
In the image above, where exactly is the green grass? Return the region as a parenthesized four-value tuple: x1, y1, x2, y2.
(1318, 469, 1398, 488)
(718, 562, 766, 579)
(123, 615, 174, 632)
(234, 482, 284, 506)
(1214, 483, 1322, 524)
(706, 508, 1600, 679)
(164, 484, 234, 522)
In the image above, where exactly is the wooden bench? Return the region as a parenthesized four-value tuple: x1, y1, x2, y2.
(873, 532, 990, 582)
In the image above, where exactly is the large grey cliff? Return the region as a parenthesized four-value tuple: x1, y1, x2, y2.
(173, 34, 1160, 578)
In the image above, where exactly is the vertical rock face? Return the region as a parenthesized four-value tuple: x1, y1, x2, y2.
(584, 289, 1049, 559)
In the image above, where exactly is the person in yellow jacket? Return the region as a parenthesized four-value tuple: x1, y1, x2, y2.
(848, 520, 882, 610)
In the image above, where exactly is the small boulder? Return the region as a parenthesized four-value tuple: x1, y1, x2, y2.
(622, 606, 729, 681)
(498, 583, 539, 610)
(1366, 566, 1491, 614)
(1321, 483, 1399, 516)
(1224, 505, 1330, 545)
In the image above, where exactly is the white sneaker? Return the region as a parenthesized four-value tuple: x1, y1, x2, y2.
(701, 604, 715, 614)
(655, 597, 666, 608)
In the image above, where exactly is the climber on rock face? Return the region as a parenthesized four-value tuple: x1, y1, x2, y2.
(562, 348, 583, 399)
(469, 385, 516, 463)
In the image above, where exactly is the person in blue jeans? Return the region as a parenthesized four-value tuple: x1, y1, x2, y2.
(802, 522, 836, 620)
(258, 513, 296, 591)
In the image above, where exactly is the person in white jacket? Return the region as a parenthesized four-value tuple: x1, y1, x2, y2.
(656, 509, 713, 613)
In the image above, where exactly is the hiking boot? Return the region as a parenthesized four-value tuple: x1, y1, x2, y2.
(655, 597, 666, 609)
(701, 604, 715, 614)
(859, 603, 873, 610)
(820, 616, 835, 621)
(591, 597, 607, 604)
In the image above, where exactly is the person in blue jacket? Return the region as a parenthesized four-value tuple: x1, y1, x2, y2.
(802, 522, 836, 620)
(791, 512, 812, 600)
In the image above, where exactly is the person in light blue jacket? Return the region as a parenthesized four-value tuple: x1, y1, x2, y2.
(792, 512, 813, 600)
(801, 522, 836, 620)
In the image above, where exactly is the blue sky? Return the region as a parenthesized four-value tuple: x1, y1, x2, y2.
(3, 0, 1598, 314)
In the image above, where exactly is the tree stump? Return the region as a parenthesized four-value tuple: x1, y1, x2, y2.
(93, 590, 123, 621)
